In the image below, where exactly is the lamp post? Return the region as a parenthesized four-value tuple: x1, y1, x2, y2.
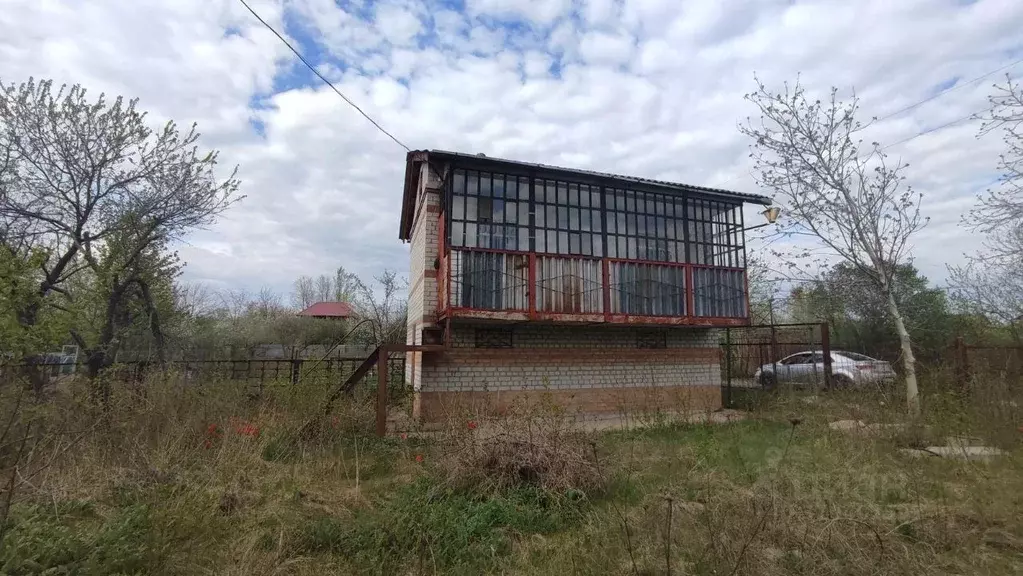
(744, 206, 781, 232)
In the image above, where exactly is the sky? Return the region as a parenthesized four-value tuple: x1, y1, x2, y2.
(1, 0, 1021, 301)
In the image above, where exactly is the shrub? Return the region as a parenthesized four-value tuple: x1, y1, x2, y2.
(440, 401, 604, 495)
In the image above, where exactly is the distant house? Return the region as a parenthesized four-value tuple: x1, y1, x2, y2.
(297, 302, 354, 320)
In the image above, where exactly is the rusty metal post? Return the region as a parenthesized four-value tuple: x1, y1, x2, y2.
(376, 347, 389, 437)
(820, 322, 832, 389)
(724, 327, 733, 408)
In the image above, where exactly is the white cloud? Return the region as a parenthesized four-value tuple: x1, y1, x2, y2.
(375, 2, 423, 46)
(2, 0, 1023, 299)
(579, 31, 635, 66)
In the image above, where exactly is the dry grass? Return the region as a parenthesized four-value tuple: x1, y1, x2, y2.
(438, 398, 603, 495)
(0, 368, 1020, 575)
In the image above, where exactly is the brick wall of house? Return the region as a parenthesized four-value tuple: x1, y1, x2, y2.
(405, 163, 443, 392)
(416, 324, 723, 420)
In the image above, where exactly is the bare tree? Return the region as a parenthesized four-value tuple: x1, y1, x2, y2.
(740, 77, 927, 414)
(333, 265, 359, 303)
(353, 270, 407, 346)
(0, 78, 239, 381)
(249, 286, 285, 320)
(970, 75, 1023, 260)
(292, 275, 316, 309)
(948, 76, 1023, 335)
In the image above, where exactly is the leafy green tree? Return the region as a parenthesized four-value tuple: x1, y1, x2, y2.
(0, 77, 240, 384)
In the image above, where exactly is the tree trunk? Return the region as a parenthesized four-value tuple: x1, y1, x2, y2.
(886, 290, 920, 415)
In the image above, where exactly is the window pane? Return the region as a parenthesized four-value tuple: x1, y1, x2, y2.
(493, 176, 504, 198)
(465, 223, 478, 247)
(579, 186, 590, 208)
(451, 194, 465, 220)
(519, 203, 529, 227)
(504, 201, 516, 224)
(569, 208, 580, 230)
(519, 227, 529, 251)
(569, 233, 580, 254)
(558, 231, 568, 254)
(466, 197, 478, 222)
(634, 214, 645, 235)
(592, 238, 603, 257)
(626, 192, 635, 212)
(535, 233, 545, 253)
(580, 234, 591, 255)
(520, 177, 530, 201)
(557, 182, 568, 205)
(627, 237, 637, 259)
(607, 237, 617, 258)
(546, 205, 557, 229)
(535, 205, 545, 228)
(478, 197, 492, 222)
(617, 212, 626, 234)
(492, 199, 504, 223)
(592, 190, 602, 208)
(546, 181, 557, 203)
(591, 210, 602, 233)
(467, 171, 478, 196)
(451, 222, 465, 247)
(453, 170, 466, 195)
(605, 211, 615, 234)
(547, 230, 557, 253)
(558, 206, 569, 228)
(479, 173, 492, 197)
(618, 236, 627, 257)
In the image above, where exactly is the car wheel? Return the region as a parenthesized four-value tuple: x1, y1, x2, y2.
(831, 374, 853, 389)
(760, 372, 777, 390)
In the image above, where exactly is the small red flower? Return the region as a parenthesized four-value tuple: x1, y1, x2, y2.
(203, 438, 214, 449)
(467, 421, 478, 430)
(415, 454, 424, 463)
(400, 433, 408, 440)
(206, 423, 220, 436)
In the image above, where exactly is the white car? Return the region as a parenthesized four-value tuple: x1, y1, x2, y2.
(754, 351, 896, 389)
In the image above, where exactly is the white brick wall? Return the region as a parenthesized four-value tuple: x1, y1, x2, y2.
(421, 324, 722, 393)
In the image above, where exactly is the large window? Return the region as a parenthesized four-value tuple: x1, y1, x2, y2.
(449, 170, 531, 251)
(688, 199, 744, 268)
(534, 178, 603, 256)
(604, 188, 684, 263)
(448, 170, 746, 266)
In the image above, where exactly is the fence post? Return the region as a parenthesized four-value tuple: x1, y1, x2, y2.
(376, 347, 389, 437)
(820, 322, 832, 389)
(724, 328, 733, 409)
(290, 359, 302, 386)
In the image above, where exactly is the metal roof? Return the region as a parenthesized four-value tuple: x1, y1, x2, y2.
(297, 302, 354, 318)
(426, 149, 773, 205)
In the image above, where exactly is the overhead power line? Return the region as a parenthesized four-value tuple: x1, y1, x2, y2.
(236, 0, 411, 152)
(873, 56, 1023, 123)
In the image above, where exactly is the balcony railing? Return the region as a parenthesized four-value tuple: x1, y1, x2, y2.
(446, 248, 748, 325)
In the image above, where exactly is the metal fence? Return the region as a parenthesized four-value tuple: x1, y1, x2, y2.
(721, 322, 831, 408)
(1, 356, 406, 393)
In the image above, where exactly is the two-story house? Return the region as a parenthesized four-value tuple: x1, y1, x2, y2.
(399, 150, 772, 421)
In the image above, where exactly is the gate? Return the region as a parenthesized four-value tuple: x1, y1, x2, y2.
(721, 322, 831, 408)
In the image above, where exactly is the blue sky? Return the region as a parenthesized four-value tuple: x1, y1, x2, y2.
(2, 0, 1022, 304)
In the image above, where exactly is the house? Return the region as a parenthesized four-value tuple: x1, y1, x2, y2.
(297, 301, 354, 320)
(399, 150, 772, 421)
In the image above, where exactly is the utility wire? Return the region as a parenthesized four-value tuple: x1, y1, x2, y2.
(881, 107, 991, 150)
(236, 0, 411, 152)
(873, 56, 1023, 123)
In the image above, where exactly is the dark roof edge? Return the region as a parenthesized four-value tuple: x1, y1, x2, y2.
(426, 149, 773, 206)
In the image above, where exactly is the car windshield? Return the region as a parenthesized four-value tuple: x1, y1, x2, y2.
(837, 351, 878, 362)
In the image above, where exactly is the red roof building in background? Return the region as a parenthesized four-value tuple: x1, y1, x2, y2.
(297, 302, 354, 319)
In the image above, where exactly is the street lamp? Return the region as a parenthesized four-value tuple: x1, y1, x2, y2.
(744, 206, 781, 232)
